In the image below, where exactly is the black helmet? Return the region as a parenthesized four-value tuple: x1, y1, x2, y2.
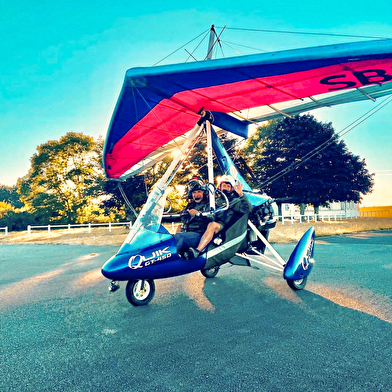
(187, 179, 208, 199)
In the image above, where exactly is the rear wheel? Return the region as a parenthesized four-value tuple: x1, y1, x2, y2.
(201, 266, 220, 278)
(125, 279, 155, 306)
(286, 276, 308, 291)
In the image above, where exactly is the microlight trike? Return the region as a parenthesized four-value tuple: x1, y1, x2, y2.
(101, 27, 392, 306)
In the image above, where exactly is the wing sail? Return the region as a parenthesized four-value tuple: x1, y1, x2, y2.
(103, 39, 392, 179)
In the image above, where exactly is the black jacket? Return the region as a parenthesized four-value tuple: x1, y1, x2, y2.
(181, 199, 212, 233)
(215, 192, 253, 229)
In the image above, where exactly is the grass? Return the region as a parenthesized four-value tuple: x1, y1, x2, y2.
(1, 217, 392, 245)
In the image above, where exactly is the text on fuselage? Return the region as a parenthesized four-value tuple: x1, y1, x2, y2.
(128, 247, 172, 269)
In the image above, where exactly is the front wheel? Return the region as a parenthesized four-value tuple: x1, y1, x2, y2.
(286, 276, 308, 291)
(201, 266, 220, 278)
(126, 279, 155, 306)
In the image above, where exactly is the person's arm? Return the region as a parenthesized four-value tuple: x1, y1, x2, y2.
(229, 194, 253, 214)
(231, 182, 252, 213)
(187, 208, 199, 217)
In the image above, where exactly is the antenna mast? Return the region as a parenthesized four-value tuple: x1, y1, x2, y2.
(206, 25, 216, 60)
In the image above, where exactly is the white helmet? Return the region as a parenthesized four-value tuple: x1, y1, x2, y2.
(217, 175, 236, 188)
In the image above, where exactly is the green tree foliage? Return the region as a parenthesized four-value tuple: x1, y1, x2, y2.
(0, 210, 39, 232)
(17, 132, 107, 223)
(0, 185, 34, 230)
(242, 115, 374, 209)
(101, 153, 175, 219)
(102, 176, 148, 221)
(0, 185, 23, 208)
(0, 201, 14, 218)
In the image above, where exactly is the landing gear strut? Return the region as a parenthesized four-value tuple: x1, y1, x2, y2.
(108, 281, 120, 292)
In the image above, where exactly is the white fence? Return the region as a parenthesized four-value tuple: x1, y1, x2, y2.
(278, 210, 359, 225)
(3, 211, 360, 236)
(26, 221, 132, 234)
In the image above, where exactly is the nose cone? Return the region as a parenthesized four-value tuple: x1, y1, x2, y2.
(101, 230, 174, 280)
(101, 255, 115, 279)
(100, 233, 149, 280)
(101, 254, 129, 280)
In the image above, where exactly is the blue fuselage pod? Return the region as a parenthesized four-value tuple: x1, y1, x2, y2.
(283, 227, 315, 281)
(101, 226, 206, 281)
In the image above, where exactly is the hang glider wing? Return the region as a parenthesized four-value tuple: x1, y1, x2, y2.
(103, 39, 392, 179)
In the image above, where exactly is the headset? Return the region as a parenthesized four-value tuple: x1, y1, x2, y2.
(186, 179, 209, 199)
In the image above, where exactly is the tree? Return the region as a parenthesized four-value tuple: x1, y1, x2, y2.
(0, 185, 23, 208)
(0, 201, 14, 219)
(242, 115, 374, 212)
(101, 176, 148, 221)
(17, 132, 107, 223)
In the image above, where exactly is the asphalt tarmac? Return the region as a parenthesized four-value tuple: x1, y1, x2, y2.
(1, 231, 392, 392)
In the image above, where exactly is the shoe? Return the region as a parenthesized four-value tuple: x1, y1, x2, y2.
(185, 247, 200, 260)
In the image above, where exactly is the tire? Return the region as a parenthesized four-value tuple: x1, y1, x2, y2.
(125, 279, 155, 306)
(286, 276, 308, 291)
(201, 266, 220, 278)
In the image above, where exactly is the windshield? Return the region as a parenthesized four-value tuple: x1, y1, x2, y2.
(123, 181, 167, 245)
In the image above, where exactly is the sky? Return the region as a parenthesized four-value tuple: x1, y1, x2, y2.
(1, 0, 392, 207)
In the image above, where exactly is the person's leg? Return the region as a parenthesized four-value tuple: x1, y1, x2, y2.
(174, 233, 184, 252)
(195, 222, 222, 252)
(174, 232, 202, 253)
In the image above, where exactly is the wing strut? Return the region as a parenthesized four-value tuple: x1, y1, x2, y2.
(356, 87, 376, 102)
(122, 121, 205, 244)
(267, 105, 292, 118)
(205, 119, 216, 209)
(309, 95, 330, 107)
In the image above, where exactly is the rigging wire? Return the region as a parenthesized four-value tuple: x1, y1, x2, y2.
(221, 40, 269, 53)
(218, 42, 226, 59)
(152, 28, 210, 66)
(118, 182, 138, 218)
(185, 30, 211, 62)
(254, 95, 392, 189)
(125, 83, 210, 197)
(215, 30, 226, 59)
(120, 93, 392, 202)
(218, 27, 391, 40)
(153, 26, 391, 67)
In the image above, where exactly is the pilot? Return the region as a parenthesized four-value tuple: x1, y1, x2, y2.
(174, 179, 212, 257)
(187, 175, 253, 259)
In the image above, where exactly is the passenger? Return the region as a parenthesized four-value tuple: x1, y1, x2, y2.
(174, 179, 212, 257)
(187, 175, 253, 259)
